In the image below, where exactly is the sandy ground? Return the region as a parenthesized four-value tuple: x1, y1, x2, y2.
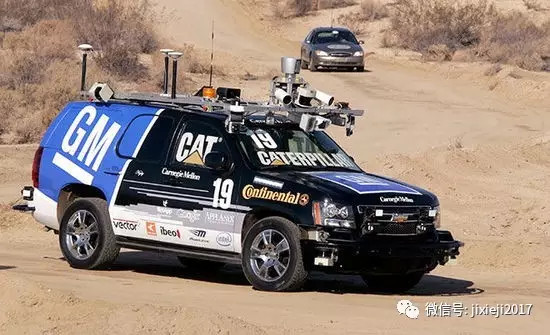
(1, 0, 550, 333)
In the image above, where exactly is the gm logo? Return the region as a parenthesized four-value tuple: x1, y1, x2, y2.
(53, 106, 121, 185)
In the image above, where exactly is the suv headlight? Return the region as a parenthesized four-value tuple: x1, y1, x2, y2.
(353, 51, 364, 57)
(315, 50, 329, 56)
(313, 200, 355, 228)
(429, 206, 441, 228)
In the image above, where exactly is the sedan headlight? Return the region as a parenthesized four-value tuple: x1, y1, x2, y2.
(315, 50, 329, 56)
(429, 206, 441, 228)
(313, 200, 355, 228)
(353, 51, 364, 57)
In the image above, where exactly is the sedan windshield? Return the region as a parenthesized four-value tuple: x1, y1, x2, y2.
(313, 30, 358, 44)
(237, 125, 360, 171)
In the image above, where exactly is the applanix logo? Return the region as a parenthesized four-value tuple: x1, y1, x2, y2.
(397, 300, 420, 319)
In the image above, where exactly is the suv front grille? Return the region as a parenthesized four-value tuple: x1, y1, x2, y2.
(358, 205, 434, 236)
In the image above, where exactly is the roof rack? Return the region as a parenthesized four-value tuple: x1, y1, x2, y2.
(78, 46, 364, 136)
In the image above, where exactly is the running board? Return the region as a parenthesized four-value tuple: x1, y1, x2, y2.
(116, 236, 241, 264)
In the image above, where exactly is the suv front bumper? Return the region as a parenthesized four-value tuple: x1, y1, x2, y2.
(305, 230, 462, 274)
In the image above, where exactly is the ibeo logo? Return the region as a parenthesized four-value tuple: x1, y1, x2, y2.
(160, 226, 181, 238)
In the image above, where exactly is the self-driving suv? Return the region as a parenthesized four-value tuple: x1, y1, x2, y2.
(15, 52, 461, 292)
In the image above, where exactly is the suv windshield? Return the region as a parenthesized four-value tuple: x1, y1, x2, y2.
(314, 30, 358, 44)
(237, 125, 360, 171)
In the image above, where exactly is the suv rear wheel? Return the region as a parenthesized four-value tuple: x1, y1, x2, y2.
(241, 217, 307, 291)
(362, 272, 424, 293)
(59, 198, 119, 269)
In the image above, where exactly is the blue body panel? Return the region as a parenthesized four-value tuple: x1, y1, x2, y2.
(307, 171, 422, 195)
(38, 101, 161, 203)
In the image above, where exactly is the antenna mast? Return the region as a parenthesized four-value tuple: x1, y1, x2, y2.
(209, 20, 215, 87)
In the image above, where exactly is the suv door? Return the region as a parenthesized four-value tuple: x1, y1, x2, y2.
(110, 111, 179, 239)
(157, 117, 247, 253)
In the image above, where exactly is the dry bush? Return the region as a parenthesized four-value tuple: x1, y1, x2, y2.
(475, 13, 550, 71)
(359, 0, 389, 21)
(336, 12, 366, 34)
(336, 1, 388, 35)
(387, 0, 495, 52)
(318, 0, 356, 9)
(385, 0, 550, 71)
(0, 0, 75, 31)
(523, 0, 544, 11)
(73, 0, 157, 80)
(1, 20, 74, 88)
(287, 0, 314, 16)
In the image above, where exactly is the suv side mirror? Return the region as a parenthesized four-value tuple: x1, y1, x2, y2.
(204, 151, 230, 171)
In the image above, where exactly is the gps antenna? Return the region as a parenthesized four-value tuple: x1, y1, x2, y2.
(160, 49, 174, 95)
(209, 20, 215, 87)
(78, 44, 93, 93)
(168, 51, 183, 99)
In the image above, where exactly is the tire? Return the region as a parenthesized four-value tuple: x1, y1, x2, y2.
(241, 217, 308, 292)
(362, 272, 424, 293)
(177, 256, 224, 273)
(357, 66, 365, 72)
(300, 59, 308, 69)
(59, 198, 119, 269)
(308, 55, 317, 72)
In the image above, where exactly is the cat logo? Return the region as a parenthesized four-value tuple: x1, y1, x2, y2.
(175, 132, 221, 165)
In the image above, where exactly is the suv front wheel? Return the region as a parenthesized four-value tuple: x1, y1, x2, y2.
(241, 217, 308, 291)
(59, 198, 120, 269)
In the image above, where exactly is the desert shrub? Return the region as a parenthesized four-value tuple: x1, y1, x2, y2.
(287, 0, 314, 16)
(387, 0, 495, 52)
(0, 0, 75, 31)
(318, 0, 356, 9)
(523, 0, 544, 11)
(72, 0, 157, 80)
(385, 0, 550, 71)
(336, 0, 389, 34)
(475, 13, 550, 71)
(358, 0, 389, 20)
(1, 20, 74, 88)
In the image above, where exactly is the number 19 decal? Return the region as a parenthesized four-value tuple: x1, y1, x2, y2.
(213, 178, 234, 209)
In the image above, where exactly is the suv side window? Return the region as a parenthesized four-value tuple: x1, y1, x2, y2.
(118, 115, 175, 163)
(171, 119, 229, 168)
(136, 116, 175, 163)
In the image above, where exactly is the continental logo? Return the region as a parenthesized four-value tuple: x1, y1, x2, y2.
(241, 185, 310, 206)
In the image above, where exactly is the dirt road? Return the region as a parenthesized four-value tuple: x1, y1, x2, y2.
(1, 0, 549, 333)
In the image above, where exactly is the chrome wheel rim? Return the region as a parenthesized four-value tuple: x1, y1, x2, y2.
(249, 229, 290, 282)
(65, 210, 99, 260)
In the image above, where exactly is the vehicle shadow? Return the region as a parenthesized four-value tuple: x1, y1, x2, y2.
(305, 272, 484, 296)
(109, 251, 250, 286)
(0, 265, 16, 271)
(314, 68, 372, 73)
(106, 251, 482, 296)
